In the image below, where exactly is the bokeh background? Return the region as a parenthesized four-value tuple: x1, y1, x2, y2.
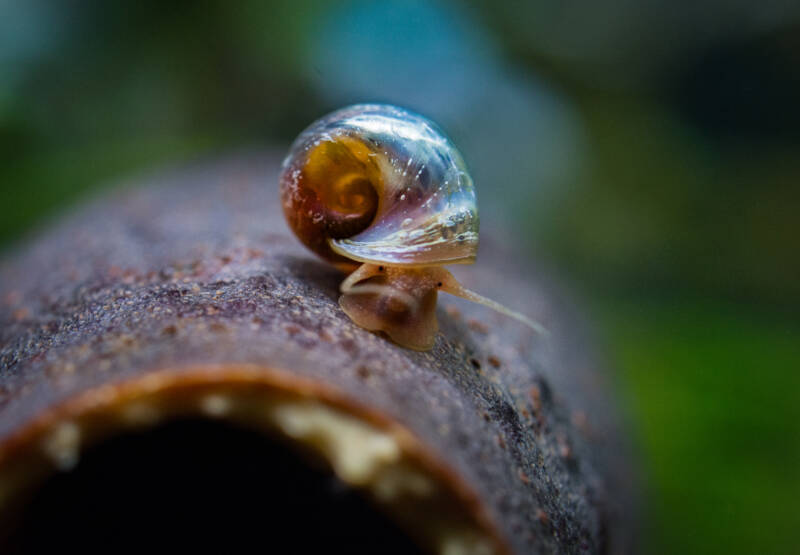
(1, 1, 798, 552)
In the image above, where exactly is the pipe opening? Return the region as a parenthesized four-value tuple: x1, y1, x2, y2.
(1, 418, 426, 554)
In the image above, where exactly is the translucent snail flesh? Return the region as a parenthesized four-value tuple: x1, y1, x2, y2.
(280, 104, 544, 350)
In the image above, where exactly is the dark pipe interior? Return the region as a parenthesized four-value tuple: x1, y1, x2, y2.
(2, 419, 425, 554)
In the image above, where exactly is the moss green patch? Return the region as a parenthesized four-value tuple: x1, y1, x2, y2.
(0, 134, 219, 247)
(598, 297, 800, 555)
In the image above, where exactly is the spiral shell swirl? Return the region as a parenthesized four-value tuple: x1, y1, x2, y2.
(279, 104, 478, 269)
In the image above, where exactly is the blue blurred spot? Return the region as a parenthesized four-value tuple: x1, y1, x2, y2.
(307, 0, 586, 230)
(0, 1, 66, 115)
(308, 0, 494, 118)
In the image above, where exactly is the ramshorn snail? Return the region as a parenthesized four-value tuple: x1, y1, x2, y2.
(280, 104, 545, 350)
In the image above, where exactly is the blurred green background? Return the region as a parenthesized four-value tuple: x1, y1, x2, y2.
(1, 1, 798, 552)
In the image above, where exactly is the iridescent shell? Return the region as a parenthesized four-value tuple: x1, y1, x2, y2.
(280, 104, 543, 351)
(279, 104, 478, 268)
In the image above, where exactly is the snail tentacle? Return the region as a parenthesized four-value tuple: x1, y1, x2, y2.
(434, 269, 550, 337)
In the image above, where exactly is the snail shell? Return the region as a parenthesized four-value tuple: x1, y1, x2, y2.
(280, 104, 542, 350)
(280, 104, 478, 270)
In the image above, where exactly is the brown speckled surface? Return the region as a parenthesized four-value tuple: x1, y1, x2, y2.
(0, 152, 637, 554)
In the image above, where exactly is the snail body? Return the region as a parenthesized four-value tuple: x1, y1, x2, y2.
(280, 104, 544, 350)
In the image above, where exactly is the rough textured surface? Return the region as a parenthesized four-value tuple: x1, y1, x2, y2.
(0, 152, 637, 554)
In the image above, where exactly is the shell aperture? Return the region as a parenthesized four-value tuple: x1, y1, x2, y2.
(280, 104, 478, 268)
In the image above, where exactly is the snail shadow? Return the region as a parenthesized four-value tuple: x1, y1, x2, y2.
(279, 255, 343, 302)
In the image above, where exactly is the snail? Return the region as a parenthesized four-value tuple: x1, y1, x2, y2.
(280, 104, 545, 350)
